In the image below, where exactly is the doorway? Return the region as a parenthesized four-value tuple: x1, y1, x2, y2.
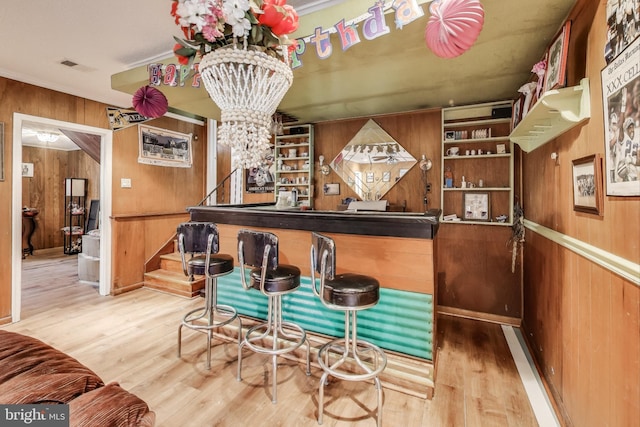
(11, 113, 113, 322)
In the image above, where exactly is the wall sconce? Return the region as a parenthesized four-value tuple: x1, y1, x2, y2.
(419, 154, 432, 171)
(319, 155, 330, 175)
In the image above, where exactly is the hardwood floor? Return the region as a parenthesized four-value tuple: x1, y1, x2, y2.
(3, 251, 540, 426)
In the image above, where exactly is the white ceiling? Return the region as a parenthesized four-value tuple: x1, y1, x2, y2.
(1, 0, 577, 127)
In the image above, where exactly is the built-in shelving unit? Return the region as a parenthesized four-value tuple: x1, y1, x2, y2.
(510, 78, 590, 152)
(441, 100, 514, 226)
(274, 124, 314, 208)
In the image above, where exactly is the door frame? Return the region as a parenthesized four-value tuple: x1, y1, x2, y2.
(12, 113, 113, 322)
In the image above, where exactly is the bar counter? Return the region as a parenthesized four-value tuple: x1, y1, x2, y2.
(187, 203, 440, 398)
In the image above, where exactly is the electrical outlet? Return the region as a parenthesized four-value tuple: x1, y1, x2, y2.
(121, 178, 132, 188)
(426, 183, 432, 193)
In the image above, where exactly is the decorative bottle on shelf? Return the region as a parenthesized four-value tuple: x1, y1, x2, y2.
(461, 175, 466, 189)
(290, 187, 298, 207)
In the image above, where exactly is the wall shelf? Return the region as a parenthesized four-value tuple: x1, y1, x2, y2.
(510, 78, 590, 152)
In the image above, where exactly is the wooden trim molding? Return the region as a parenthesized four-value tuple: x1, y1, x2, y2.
(524, 219, 640, 287)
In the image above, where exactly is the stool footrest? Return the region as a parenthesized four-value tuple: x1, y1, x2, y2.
(318, 338, 387, 382)
(243, 321, 308, 356)
(181, 305, 238, 331)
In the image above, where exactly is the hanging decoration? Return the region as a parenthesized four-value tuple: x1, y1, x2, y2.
(132, 85, 169, 118)
(199, 45, 293, 168)
(170, 0, 299, 169)
(424, 0, 485, 58)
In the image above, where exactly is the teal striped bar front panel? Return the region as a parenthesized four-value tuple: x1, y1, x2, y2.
(215, 268, 433, 360)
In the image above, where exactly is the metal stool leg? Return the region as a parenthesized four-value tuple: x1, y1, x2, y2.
(316, 309, 387, 426)
(178, 274, 240, 370)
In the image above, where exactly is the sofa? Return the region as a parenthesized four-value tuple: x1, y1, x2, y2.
(0, 330, 155, 426)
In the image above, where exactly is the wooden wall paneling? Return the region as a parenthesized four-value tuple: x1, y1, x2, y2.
(311, 109, 441, 213)
(111, 219, 147, 294)
(609, 275, 640, 427)
(437, 224, 521, 320)
(110, 118, 206, 216)
(589, 263, 611, 426)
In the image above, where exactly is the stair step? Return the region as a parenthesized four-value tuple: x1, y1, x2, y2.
(159, 252, 185, 273)
(144, 268, 204, 298)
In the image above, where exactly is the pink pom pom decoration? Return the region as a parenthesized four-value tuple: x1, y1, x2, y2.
(425, 0, 485, 58)
(132, 85, 169, 118)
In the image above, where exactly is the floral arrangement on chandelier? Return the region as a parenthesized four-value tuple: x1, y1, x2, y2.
(171, 0, 300, 169)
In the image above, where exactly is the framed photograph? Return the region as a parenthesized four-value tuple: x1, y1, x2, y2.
(572, 154, 603, 215)
(366, 171, 374, 183)
(323, 183, 340, 195)
(463, 192, 490, 221)
(138, 124, 193, 168)
(544, 21, 571, 93)
(602, 36, 640, 196)
(0, 122, 4, 181)
(21, 163, 34, 178)
(382, 171, 391, 182)
(496, 143, 507, 154)
(444, 131, 455, 141)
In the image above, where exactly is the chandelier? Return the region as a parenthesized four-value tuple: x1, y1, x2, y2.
(199, 44, 293, 169)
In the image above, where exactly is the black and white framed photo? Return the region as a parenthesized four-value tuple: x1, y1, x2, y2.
(572, 154, 603, 215)
(138, 124, 193, 168)
(462, 192, 490, 221)
(544, 21, 572, 93)
(21, 163, 34, 178)
(601, 36, 640, 196)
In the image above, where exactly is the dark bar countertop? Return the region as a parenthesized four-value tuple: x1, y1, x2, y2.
(188, 203, 440, 239)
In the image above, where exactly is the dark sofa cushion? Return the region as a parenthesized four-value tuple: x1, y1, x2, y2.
(69, 382, 156, 427)
(0, 330, 104, 403)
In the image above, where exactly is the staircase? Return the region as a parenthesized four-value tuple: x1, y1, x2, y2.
(143, 250, 205, 298)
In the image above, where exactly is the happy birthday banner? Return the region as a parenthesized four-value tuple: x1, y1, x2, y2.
(148, 0, 427, 88)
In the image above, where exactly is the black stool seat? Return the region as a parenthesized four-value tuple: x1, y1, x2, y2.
(249, 264, 301, 293)
(189, 253, 234, 276)
(322, 273, 379, 307)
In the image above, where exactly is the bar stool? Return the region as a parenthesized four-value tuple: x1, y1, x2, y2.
(310, 232, 387, 426)
(237, 229, 311, 404)
(177, 222, 241, 370)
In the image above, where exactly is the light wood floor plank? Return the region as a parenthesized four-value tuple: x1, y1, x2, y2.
(2, 252, 542, 426)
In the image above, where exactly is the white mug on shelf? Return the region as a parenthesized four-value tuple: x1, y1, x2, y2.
(470, 149, 476, 155)
(446, 147, 460, 156)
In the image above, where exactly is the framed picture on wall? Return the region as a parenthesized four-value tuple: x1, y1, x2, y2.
(138, 124, 193, 168)
(572, 154, 603, 215)
(601, 36, 640, 196)
(543, 21, 571, 93)
(22, 163, 34, 178)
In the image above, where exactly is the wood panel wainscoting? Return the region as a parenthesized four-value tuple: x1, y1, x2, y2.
(5, 252, 540, 426)
(111, 212, 189, 295)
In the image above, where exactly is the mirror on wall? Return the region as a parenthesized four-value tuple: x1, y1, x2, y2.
(330, 119, 417, 200)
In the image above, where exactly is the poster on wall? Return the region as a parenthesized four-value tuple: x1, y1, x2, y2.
(138, 125, 192, 168)
(604, 0, 639, 64)
(245, 153, 275, 194)
(601, 36, 640, 196)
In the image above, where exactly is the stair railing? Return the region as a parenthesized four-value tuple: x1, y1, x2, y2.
(197, 168, 240, 206)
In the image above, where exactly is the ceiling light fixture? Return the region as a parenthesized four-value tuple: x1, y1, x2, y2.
(36, 132, 60, 143)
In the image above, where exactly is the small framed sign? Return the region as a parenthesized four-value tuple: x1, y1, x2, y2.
(463, 192, 490, 221)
